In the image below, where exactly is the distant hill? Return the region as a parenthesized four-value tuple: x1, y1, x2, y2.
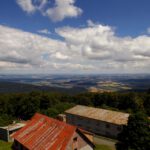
(0, 74, 150, 93)
(0, 82, 86, 94)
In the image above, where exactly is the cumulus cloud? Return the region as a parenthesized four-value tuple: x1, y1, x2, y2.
(16, 0, 48, 13)
(0, 25, 93, 73)
(16, 0, 82, 21)
(16, 0, 36, 13)
(45, 0, 82, 22)
(0, 22, 150, 73)
(0, 25, 67, 69)
(37, 29, 51, 35)
(55, 20, 150, 73)
(51, 52, 71, 60)
(56, 20, 150, 63)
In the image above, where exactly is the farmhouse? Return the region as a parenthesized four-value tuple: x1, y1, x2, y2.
(65, 105, 129, 138)
(12, 113, 95, 150)
(0, 122, 26, 142)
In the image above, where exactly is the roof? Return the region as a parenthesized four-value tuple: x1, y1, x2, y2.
(65, 105, 129, 125)
(78, 129, 94, 143)
(12, 113, 76, 150)
(0, 122, 26, 131)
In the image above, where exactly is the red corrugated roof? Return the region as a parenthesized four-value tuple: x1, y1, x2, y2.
(12, 113, 76, 150)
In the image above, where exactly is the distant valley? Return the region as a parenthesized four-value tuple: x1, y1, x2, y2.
(0, 74, 150, 93)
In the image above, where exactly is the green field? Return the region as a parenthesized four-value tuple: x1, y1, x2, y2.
(0, 140, 12, 150)
(95, 144, 113, 150)
(0, 140, 114, 150)
(0, 141, 113, 150)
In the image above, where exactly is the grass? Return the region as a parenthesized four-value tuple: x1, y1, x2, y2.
(0, 140, 12, 150)
(95, 144, 113, 150)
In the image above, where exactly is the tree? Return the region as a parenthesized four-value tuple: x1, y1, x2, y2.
(147, 88, 150, 94)
(116, 112, 150, 150)
(74, 94, 93, 106)
(16, 95, 40, 120)
(45, 108, 59, 118)
(0, 114, 13, 126)
(143, 94, 150, 115)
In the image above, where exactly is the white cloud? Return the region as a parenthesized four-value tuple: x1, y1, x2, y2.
(16, 0, 82, 22)
(0, 25, 92, 73)
(45, 0, 82, 22)
(51, 52, 71, 60)
(52, 63, 96, 70)
(37, 29, 51, 34)
(56, 21, 150, 62)
(55, 20, 150, 73)
(0, 25, 67, 69)
(16, 0, 48, 13)
(16, 0, 36, 13)
(0, 22, 150, 74)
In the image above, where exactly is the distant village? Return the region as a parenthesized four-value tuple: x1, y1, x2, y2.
(0, 105, 130, 150)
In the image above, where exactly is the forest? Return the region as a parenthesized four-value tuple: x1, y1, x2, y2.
(0, 90, 150, 126)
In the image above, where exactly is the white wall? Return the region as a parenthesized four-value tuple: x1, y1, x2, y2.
(81, 145, 93, 150)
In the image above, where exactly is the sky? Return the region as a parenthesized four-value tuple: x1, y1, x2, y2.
(0, 0, 150, 74)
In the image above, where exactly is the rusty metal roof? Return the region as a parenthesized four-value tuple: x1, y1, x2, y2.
(12, 113, 76, 150)
(65, 105, 129, 125)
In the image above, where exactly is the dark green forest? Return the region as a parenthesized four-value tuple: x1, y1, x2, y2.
(0, 90, 150, 126)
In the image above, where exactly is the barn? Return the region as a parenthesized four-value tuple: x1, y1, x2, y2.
(12, 113, 95, 150)
(65, 105, 129, 138)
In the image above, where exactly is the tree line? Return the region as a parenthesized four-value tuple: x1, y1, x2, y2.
(0, 90, 150, 126)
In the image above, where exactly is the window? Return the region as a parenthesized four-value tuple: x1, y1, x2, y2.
(73, 137, 78, 142)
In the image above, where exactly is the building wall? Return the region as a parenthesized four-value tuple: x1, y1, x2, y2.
(66, 113, 122, 138)
(0, 127, 24, 142)
(0, 128, 9, 141)
(81, 145, 93, 150)
(66, 131, 93, 150)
